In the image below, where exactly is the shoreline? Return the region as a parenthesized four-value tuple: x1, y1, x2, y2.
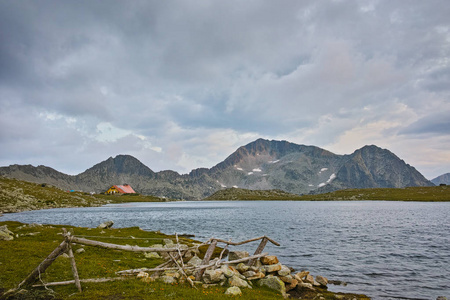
(1, 221, 371, 300)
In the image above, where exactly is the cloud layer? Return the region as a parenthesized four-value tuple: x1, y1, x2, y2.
(1, 1, 449, 179)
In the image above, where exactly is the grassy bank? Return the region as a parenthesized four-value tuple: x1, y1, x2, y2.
(0, 222, 284, 299)
(205, 186, 450, 201)
(0, 177, 171, 214)
(0, 222, 370, 300)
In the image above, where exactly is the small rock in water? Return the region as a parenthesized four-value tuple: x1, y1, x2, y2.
(315, 275, 328, 287)
(436, 297, 447, 300)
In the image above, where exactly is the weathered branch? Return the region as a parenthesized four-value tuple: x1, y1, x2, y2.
(32, 277, 129, 287)
(69, 236, 189, 253)
(214, 236, 280, 247)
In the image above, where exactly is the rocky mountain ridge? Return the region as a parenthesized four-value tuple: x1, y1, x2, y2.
(0, 139, 434, 200)
(431, 173, 450, 185)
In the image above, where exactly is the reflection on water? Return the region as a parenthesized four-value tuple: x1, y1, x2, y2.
(1, 201, 449, 300)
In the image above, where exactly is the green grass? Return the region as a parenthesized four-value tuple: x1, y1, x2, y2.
(297, 185, 450, 201)
(204, 188, 305, 200)
(0, 222, 371, 300)
(0, 222, 287, 300)
(204, 186, 450, 202)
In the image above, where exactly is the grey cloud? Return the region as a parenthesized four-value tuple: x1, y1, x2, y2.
(400, 112, 450, 135)
(1, 1, 450, 177)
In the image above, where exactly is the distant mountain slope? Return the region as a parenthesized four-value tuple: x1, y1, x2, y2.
(0, 139, 434, 200)
(431, 173, 450, 185)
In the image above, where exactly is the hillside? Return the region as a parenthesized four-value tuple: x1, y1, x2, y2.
(205, 186, 450, 202)
(0, 139, 434, 200)
(0, 177, 170, 214)
(204, 188, 305, 200)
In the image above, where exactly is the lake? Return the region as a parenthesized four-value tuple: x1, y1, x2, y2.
(1, 200, 449, 300)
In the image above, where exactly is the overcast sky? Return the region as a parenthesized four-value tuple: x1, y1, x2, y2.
(1, 1, 449, 179)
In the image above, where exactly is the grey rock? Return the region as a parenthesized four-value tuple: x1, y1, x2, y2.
(224, 286, 242, 296)
(0, 225, 14, 241)
(258, 275, 286, 295)
(97, 220, 114, 229)
(228, 275, 251, 288)
(229, 251, 249, 261)
(203, 269, 225, 284)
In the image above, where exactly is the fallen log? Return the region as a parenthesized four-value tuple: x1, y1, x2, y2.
(69, 236, 189, 253)
(32, 277, 129, 287)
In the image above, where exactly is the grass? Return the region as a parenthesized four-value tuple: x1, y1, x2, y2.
(297, 185, 450, 201)
(0, 221, 287, 300)
(0, 222, 370, 300)
(205, 186, 450, 202)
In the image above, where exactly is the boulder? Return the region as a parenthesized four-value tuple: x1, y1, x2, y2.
(243, 271, 256, 278)
(264, 262, 282, 273)
(187, 255, 203, 267)
(221, 265, 236, 278)
(261, 255, 279, 265)
(304, 274, 315, 284)
(144, 252, 160, 259)
(228, 251, 249, 261)
(228, 275, 251, 288)
(75, 248, 85, 254)
(203, 269, 225, 284)
(316, 275, 328, 287)
(0, 225, 14, 241)
(225, 286, 242, 296)
(97, 220, 114, 229)
(277, 265, 291, 277)
(163, 239, 174, 246)
(296, 282, 315, 291)
(258, 275, 286, 295)
(236, 263, 250, 273)
(247, 272, 265, 280)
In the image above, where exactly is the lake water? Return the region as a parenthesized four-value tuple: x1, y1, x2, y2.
(1, 201, 449, 300)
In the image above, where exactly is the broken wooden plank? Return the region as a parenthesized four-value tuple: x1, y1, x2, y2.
(69, 236, 188, 253)
(195, 239, 217, 281)
(247, 237, 269, 266)
(32, 277, 129, 287)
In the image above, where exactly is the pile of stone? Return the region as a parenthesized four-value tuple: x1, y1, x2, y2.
(133, 239, 328, 298)
(0, 225, 14, 241)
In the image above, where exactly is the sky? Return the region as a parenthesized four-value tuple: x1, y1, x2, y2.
(1, 1, 450, 180)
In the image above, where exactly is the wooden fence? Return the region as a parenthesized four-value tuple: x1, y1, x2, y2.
(1, 228, 279, 298)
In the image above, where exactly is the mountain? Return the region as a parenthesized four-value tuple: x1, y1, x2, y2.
(0, 139, 434, 200)
(431, 173, 450, 185)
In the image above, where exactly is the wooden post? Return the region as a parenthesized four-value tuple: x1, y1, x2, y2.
(63, 228, 82, 292)
(67, 243, 82, 292)
(17, 240, 68, 288)
(195, 239, 217, 281)
(247, 237, 268, 266)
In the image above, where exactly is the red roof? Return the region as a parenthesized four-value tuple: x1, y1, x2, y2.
(114, 184, 136, 194)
